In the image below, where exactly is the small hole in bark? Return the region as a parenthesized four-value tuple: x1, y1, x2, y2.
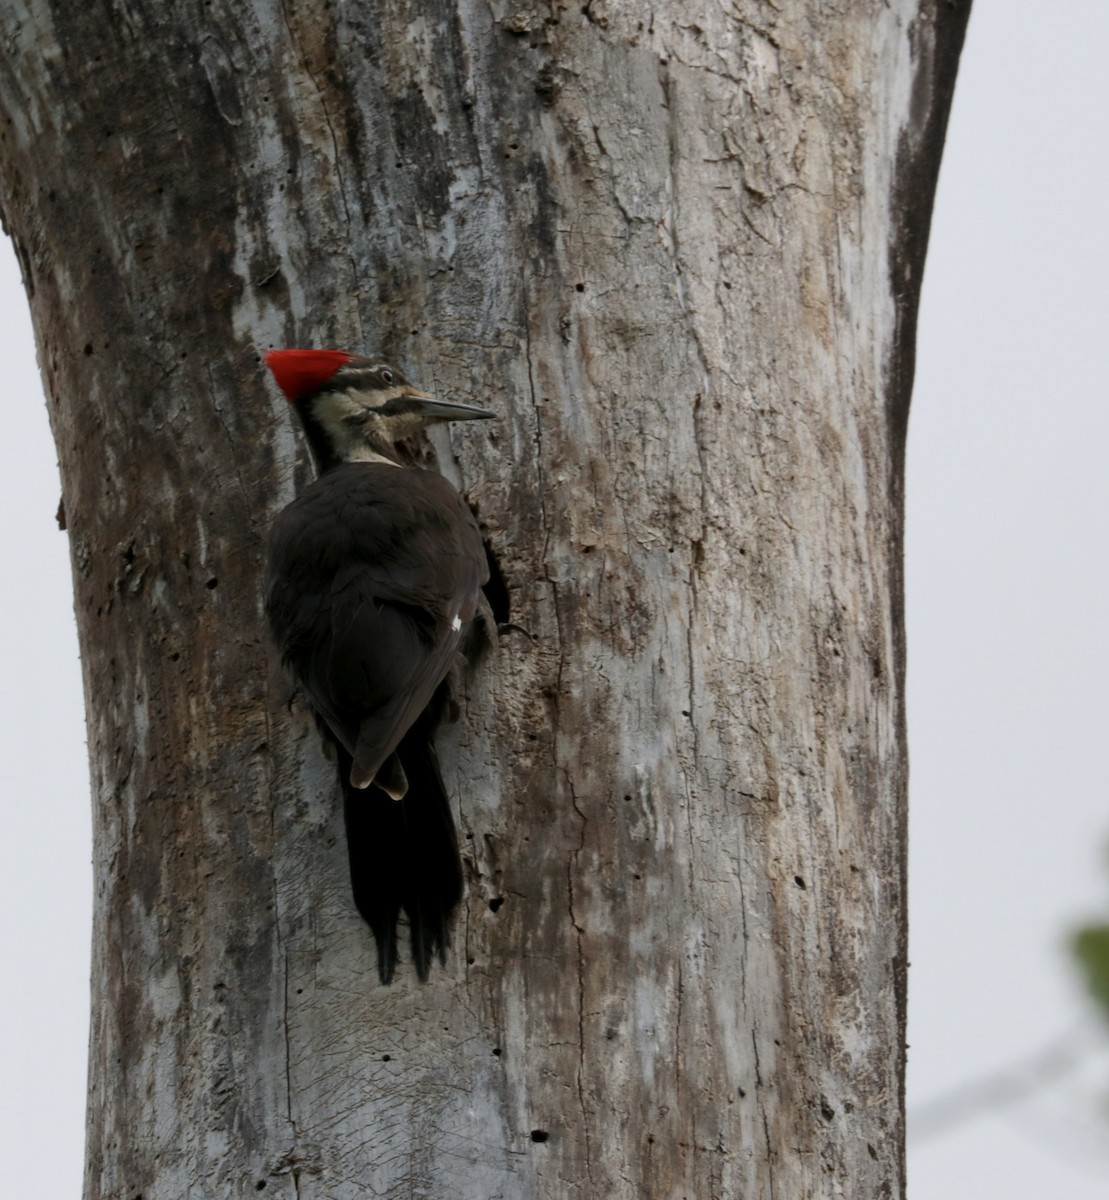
(575, 282, 585, 292)
(482, 541, 510, 624)
(492, 1047, 501, 1057)
(382, 1054, 391, 1062)
(84, 342, 94, 355)
(794, 875, 806, 889)
(867, 1143, 878, 1160)
(488, 896, 505, 913)
(530, 1130, 549, 1143)
(820, 1097, 836, 1121)
(206, 577, 218, 590)
(255, 1183, 267, 1192)
(467, 957, 475, 965)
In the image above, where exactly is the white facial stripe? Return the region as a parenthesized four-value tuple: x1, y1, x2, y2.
(348, 383, 408, 407)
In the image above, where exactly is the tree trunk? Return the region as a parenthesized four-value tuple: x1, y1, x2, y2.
(0, 1, 968, 1196)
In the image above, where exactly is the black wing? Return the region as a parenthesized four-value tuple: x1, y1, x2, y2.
(265, 463, 487, 786)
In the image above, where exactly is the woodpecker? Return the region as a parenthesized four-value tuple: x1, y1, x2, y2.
(263, 349, 494, 983)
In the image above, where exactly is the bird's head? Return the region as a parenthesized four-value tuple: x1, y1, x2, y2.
(264, 348, 495, 471)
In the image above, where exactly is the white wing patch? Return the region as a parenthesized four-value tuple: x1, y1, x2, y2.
(451, 614, 462, 632)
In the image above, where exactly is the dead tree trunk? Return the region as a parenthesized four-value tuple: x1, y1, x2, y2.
(0, 0, 968, 1196)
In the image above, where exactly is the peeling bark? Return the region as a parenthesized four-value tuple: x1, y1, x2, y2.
(0, 0, 968, 1196)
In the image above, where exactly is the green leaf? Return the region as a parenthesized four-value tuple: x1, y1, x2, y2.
(1073, 926, 1109, 1019)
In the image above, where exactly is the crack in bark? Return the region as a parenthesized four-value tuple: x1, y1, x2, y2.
(277, 809, 298, 1194)
(276, 0, 364, 343)
(206, 364, 253, 522)
(524, 273, 597, 1188)
(521, 274, 552, 575)
(564, 768, 596, 1193)
(762, 1106, 776, 1200)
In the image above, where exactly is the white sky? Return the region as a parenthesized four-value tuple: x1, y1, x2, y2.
(2, 2, 1108, 1195)
(906, 0, 1109, 1193)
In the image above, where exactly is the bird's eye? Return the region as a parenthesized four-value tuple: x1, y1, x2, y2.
(380, 369, 395, 385)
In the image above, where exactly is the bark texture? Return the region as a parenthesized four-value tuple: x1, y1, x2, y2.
(0, 0, 968, 1196)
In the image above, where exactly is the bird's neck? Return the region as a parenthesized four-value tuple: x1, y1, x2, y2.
(336, 443, 402, 468)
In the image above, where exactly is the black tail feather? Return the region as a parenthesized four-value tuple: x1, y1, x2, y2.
(336, 730, 463, 984)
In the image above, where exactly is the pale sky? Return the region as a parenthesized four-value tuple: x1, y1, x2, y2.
(906, 1, 1109, 1193)
(2, 2, 1108, 1196)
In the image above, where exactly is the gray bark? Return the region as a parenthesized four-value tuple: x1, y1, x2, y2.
(0, 0, 968, 1196)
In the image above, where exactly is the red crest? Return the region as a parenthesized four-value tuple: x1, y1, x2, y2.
(264, 349, 353, 402)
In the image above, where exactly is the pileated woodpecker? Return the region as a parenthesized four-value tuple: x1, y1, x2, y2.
(263, 349, 494, 983)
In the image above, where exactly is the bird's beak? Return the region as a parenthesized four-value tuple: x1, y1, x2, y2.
(404, 392, 497, 422)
